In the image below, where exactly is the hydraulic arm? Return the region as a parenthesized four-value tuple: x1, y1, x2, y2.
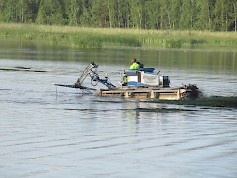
(55, 62, 115, 92)
(74, 62, 98, 88)
(75, 62, 116, 89)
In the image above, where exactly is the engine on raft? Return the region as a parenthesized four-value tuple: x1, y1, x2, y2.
(55, 63, 202, 100)
(122, 68, 170, 88)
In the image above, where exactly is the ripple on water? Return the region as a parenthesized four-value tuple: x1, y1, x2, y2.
(0, 49, 237, 178)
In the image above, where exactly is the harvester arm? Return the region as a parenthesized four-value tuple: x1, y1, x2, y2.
(74, 62, 98, 88)
(55, 62, 115, 92)
(75, 62, 116, 89)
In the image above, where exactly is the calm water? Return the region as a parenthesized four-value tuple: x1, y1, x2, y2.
(0, 40, 237, 178)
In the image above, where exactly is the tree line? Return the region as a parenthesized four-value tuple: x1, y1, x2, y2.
(0, 0, 236, 32)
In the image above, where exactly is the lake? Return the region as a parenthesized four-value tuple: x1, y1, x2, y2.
(0, 40, 237, 178)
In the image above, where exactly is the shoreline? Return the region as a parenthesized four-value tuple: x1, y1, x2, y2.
(0, 23, 237, 50)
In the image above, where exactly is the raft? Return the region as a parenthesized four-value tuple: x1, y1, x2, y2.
(56, 62, 201, 100)
(95, 86, 195, 100)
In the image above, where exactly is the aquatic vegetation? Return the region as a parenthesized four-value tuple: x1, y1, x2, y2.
(150, 96, 237, 109)
(136, 107, 197, 113)
(133, 96, 237, 114)
(0, 67, 46, 73)
(0, 23, 237, 49)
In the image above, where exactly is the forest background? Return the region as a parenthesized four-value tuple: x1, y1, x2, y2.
(0, 0, 237, 49)
(0, 0, 236, 31)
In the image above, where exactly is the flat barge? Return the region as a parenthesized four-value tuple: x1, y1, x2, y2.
(96, 87, 193, 100)
(56, 63, 200, 100)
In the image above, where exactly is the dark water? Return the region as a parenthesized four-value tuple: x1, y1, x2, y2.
(0, 40, 237, 178)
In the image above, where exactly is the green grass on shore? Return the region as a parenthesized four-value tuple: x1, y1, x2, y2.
(0, 23, 237, 49)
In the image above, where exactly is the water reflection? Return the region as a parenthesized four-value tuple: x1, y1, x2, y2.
(0, 39, 236, 74)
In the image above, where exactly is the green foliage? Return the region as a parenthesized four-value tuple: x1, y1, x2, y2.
(66, 0, 83, 26)
(68, 33, 102, 48)
(36, 0, 66, 25)
(0, 0, 236, 31)
(1, 24, 237, 49)
(101, 34, 142, 47)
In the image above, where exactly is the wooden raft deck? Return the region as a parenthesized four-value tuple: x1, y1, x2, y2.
(95, 87, 188, 100)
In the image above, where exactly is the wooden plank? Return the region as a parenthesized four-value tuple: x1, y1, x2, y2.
(97, 87, 186, 100)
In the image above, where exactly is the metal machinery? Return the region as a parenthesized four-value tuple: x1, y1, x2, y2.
(123, 68, 170, 88)
(55, 62, 115, 93)
(56, 62, 201, 99)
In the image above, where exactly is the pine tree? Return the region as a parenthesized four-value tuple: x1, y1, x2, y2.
(232, 0, 237, 32)
(115, 0, 130, 28)
(90, 0, 109, 27)
(180, 0, 197, 30)
(18, 0, 40, 23)
(0, 0, 7, 21)
(169, 0, 182, 30)
(129, 0, 146, 29)
(36, 0, 66, 25)
(66, 0, 83, 26)
(144, 0, 161, 29)
(159, 0, 169, 29)
(195, 0, 209, 30)
(2, 0, 20, 22)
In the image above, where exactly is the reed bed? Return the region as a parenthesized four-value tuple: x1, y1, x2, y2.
(0, 23, 236, 49)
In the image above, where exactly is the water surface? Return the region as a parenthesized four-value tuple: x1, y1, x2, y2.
(0, 40, 237, 178)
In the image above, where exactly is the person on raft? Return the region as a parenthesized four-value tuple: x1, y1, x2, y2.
(129, 58, 143, 69)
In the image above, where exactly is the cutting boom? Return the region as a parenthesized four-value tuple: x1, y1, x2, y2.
(75, 62, 98, 88)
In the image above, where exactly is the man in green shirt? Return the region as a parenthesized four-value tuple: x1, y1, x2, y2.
(129, 58, 139, 69)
